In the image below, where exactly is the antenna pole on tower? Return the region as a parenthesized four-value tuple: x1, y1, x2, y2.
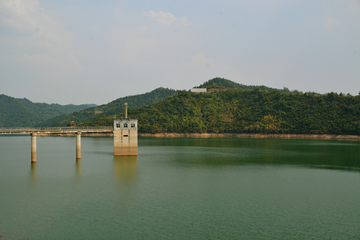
(124, 103, 128, 119)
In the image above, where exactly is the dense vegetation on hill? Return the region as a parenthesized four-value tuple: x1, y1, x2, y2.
(3, 77, 358, 134)
(16, 98, 96, 121)
(0, 95, 40, 127)
(39, 87, 177, 127)
(0, 94, 96, 127)
(80, 89, 360, 135)
(198, 77, 304, 94)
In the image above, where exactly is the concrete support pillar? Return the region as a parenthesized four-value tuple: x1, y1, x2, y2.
(31, 133, 37, 163)
(76, 131, 81, 159)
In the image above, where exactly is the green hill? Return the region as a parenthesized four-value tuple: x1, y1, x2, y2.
(3, 77, 357, 132)
(79, 89, 360, 135)
(39, 87, 177, 127)
(16, 98, 96, 120)
(0, 95, 40, 127)
(197, 77, 303, 94)
(0, 94, 96, 127)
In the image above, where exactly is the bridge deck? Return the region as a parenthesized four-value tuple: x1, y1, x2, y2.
(0, 127, 113, 135)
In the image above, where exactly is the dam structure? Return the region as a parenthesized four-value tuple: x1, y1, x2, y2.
(0, 103, 139, 160)
(113, 103, 138, 156)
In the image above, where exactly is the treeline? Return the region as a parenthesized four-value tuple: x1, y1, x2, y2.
(79, 89, 360, 135)
(0, 94, 95, 127)
(0, 95, 39, 127)
(197, 77, 305, 94)
(16, 98, 96, 121)
(39, 87, 177, 127)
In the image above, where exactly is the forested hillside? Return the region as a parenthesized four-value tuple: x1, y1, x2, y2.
(198, 77, 303, 94)
(3, 77, 358, 132)
(39, 87, 177, 127)
(0, 94, 96, 127)
(0, 95, 40, 127)
(16, 98, 96, 120)
(80, 89, 360, 135)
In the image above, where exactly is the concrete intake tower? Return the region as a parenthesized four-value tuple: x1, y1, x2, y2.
(113, 103, 138, 156)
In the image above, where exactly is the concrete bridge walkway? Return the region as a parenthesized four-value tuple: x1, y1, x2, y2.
(0, 127, 113, 135)
(0, 127, 114, 162)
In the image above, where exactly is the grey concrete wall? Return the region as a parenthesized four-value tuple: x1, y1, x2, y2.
(114, 129, 138, 156)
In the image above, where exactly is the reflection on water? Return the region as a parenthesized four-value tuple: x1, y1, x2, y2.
(30, 162, 37, 183)
(76, 159, 81, 177)
(1, 136, 359, 239)
(113, 156, 138, 188)
(141, 138, 360, 171)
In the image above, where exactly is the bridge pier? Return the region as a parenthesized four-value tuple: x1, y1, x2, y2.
(31, 133, 37, 163)
(76, 131, 81, 159)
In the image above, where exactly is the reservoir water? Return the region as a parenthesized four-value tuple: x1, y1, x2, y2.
(0, 136, 359, 239)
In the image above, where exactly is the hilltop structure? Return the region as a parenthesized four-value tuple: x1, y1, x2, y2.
(191, 87, 231, 93)
(113, 103, 138, 156)
(190, 88, 207, 93)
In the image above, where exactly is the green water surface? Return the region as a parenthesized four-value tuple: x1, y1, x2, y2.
(0, 136, 359, 239)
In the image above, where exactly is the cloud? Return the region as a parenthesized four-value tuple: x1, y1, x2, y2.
(177, 17, 193, 27)
(324, 15, 339, 30)
(143, 10, 193, 27)
(0, 0, 38, 32)
(0, 0, 83, 71)
(143, 10, 176, 26)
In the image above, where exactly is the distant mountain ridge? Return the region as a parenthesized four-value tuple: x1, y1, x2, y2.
(1, 78, 327, 128)
(0, 94, 96, 127)
(39, 87, 177, 127)
(79, 87, 360, 135)
(197, 77, 305, 94)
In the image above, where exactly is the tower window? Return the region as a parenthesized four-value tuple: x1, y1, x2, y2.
(124, 123, 128, 128)
(131, 123, 135, 128)
(116, 123, 120, 128)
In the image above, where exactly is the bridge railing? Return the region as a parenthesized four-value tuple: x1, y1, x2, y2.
(0, 126, 113, 131)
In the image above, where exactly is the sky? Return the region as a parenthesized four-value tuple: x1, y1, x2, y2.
(0, 0, 359, 105)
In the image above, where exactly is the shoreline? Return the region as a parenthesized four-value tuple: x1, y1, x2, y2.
(30, 132, 360, 140)
(139, 133, 360, 140)
(36, 132, 359, 140)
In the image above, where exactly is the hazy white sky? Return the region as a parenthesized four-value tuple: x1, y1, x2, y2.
(0, 0, 359, 105)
